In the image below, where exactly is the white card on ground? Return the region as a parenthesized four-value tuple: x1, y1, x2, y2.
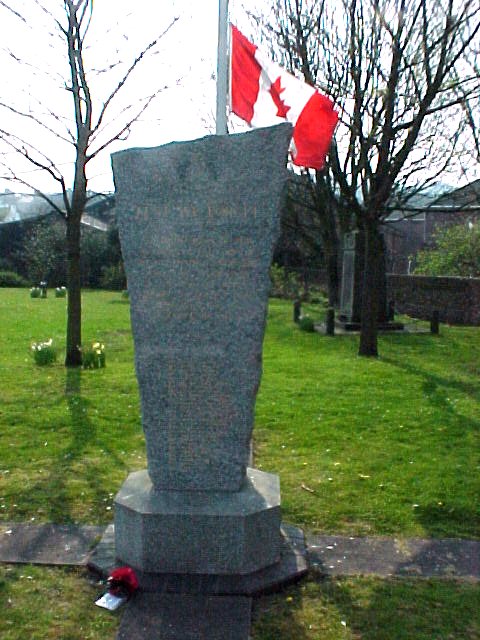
(95, 592, 128, 611)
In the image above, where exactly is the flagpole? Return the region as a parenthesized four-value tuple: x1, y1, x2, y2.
(215, 0, 229, 135)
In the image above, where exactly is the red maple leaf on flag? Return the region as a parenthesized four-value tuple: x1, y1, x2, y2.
(269, 77, 291, 118)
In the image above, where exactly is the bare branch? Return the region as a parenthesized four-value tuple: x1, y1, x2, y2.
(0, 162, 68, 219)
(88, 88, 169, 160)
(393, 88, 480, 132)
(76, 0, 93, 37)
(462, 99, 480, 162)
(92, 17, 179, 136)
(70, 1, 93, 132)
(31, 0, 66, 35)
(0, 1, 26, 22)
(0, 101, 75, 146)
(0, 131, 72, 216)
(0, 46, 66, 86)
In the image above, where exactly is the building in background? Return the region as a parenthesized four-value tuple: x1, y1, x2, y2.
(385, 179, 480, 274)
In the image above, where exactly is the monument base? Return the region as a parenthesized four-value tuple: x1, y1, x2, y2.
(114, 468, 281, 576)
(88, 522, 307, 596)
(336, 319, 405, 332)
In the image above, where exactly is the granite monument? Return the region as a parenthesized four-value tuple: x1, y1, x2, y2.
(112, 123, 292, 576)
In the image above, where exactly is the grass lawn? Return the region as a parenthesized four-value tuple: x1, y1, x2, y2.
(1, 566, 478, 640)
(0, 288, 479, 639)
(258, 301, 479, 539)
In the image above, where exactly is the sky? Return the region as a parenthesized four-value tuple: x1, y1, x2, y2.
(0, 0, 253, 195)
(1, 1, 478, 198)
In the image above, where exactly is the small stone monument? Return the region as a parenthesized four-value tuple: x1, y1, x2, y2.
(339, 230, 402, 330)
(111, 124, 292, 577)
(339, 231, 365, 327)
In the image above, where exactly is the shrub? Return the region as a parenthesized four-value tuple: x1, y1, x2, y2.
(100, 263, 126, 291)
(0, 270, 29, 287)
(23, 217, 67, 287)
(270, 264, 303, 299)
(30, 287, 41, 298)
(82, 342, 106, 369)
(55, 286, 67, 298)
(0, 258, 12, 271)
(31, 339, 57, 366)
(414, 223, 480, 277)
(121, 289, 129, 300)
(298, 315, 315, 332)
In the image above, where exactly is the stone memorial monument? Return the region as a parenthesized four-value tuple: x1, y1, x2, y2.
(339, 230, 403, 330)
(339, 230, 366, 328)
(111, 124, 293, 578)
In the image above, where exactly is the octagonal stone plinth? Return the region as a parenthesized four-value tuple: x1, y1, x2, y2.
(114, 468, 281, 575)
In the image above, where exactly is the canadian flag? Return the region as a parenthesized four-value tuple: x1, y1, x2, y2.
(230, 25, 338, 170)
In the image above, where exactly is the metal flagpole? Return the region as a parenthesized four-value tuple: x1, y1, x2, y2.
(215, 0, 229, 135)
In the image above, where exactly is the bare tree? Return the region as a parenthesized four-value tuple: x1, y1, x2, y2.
(283, 170, 353, 306)
(261, 0, 480, 355)
(0, 1, 177, 365)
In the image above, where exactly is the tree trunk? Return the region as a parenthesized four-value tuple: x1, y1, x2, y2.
(358, 222, 382, 357)
(65, 213, 82, 366)
(65, 139, 88, 367)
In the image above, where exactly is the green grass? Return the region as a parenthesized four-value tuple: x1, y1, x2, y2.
(253, 577, 480, 639)
(1, 566, 478, 640)
(0, 291, 478, 537)
(0, 289, 144, 525)
(0, 564, 120, 640)
(0, 289, 479, 638)
(258, 300, 480, 539)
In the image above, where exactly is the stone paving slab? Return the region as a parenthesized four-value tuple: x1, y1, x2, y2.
(88, 523, 308, 596)
(116, 594, 252, 640)
(1, 522, 478, 582)
(0, 523, 104, 566)
(307, 534, 480, 580)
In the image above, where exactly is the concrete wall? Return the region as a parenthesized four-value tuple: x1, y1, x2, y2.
(387, 274, 480, 326)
